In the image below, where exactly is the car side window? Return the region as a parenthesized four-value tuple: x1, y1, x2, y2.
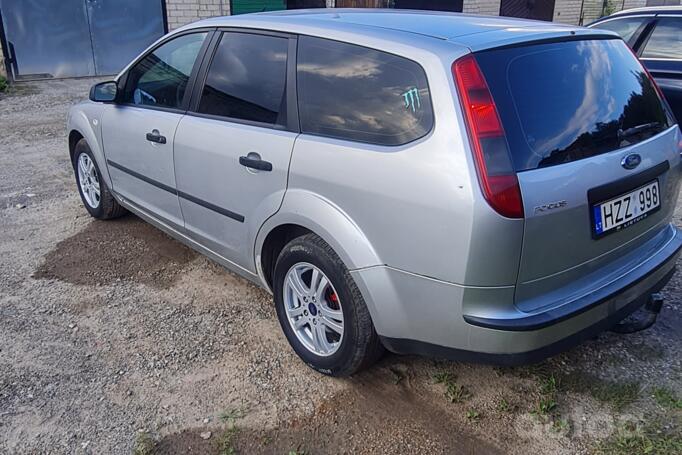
(122, 32, 208, 109)
(296, 36, 434, 146)
(196, 32, 288, 126)
(641, 18, 682, 60)
(591, 17, 648, 43)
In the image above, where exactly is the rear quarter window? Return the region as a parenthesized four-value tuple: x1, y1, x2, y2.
(296, 36, 434, 146)
(475, 39, 672, 171)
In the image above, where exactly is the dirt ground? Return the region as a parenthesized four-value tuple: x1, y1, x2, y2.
(0, 79, 680, 455)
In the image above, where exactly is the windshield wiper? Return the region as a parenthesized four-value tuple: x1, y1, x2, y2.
(618, 122, 662, 140)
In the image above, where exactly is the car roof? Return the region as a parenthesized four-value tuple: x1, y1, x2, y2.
(184, 9, 614, 50)
(597, 5, 682, 19)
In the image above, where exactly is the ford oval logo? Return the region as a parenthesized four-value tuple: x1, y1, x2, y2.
(621, 153, 642, 170)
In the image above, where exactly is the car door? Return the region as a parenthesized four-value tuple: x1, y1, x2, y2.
(102, 31, 211, 229)
(638, 16, 682, 123)
(173, 30, 298, 272)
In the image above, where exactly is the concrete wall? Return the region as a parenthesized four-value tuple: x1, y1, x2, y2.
(554, 0, 648, 25)
(553, 0, 582, 24)
(165, 0, 231, 30)
(463, 0, 501, 15)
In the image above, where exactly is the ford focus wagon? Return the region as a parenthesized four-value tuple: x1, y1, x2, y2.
(68, 10, 682, 376)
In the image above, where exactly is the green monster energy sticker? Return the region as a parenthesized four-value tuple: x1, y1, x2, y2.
(402, 87, 421, 112)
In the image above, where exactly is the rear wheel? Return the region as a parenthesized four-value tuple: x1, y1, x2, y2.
(273, 233, 384, 376)
(73, 139, 127, 220)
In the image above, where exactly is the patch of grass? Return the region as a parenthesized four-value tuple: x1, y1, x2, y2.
(540, 375, 558, 396)
(433, 371, 452, 384)
(219, 405, 247, 455)
(433, 372, 471, 403)
(220, 405, 248, 422)
(497, 397, 512, 413)
(446, 383, 471, 403)
(0, 75, 7, 93)
(653, 387, 682, 410)
(532, 374, 558, 420)
(594, 422, 682, 455)
(133, 431, 155, 455)
(219, 423, 238, 455)
(466, 409, 481, 421)
(534, 396, 558, 417)
(552, 418, 570, 433)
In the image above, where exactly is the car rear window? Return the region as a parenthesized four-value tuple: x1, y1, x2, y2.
(297, 35, 434, 146)
(475, 39, 672, 171)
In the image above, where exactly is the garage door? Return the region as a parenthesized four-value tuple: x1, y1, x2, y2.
(230, 0, 286, 15)
(0, 0, 165, 80)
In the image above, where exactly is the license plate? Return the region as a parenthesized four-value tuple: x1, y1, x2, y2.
(593, 180, 660, 237)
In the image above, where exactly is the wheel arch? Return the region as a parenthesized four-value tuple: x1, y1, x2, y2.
(255, 189, 383, 292)
(67, 106, 113, 188)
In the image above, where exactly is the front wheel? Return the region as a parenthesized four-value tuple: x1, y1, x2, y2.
(273, 233, 384, 376)
(72, 139, 126, 220)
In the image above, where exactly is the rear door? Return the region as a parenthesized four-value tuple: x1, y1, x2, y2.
(102, 31, 210, 228)
(475, 38, 680, 312)
(173, 30, 297, 272)
(638, 16, 682, 123)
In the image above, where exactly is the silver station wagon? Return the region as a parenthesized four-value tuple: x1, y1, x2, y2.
(68, 10, 682, 376)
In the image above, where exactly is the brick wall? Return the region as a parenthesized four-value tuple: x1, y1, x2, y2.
(165, 0, 231, 30)
(463, 0, 501, 15)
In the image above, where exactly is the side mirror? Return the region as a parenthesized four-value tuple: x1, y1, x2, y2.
(89, 81, 118, 102)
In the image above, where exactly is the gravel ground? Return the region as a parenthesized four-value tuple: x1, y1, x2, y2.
(0, 79, 680, 454)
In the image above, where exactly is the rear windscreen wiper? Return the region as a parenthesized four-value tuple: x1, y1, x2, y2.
(618, 122, 662, 140)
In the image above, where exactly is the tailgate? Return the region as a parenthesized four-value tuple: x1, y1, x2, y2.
(474, 38, 681, 312)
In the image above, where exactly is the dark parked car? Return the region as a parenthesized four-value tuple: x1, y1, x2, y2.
(589, 6, 682, 123)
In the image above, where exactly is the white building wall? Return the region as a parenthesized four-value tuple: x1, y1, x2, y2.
(166, 0, 231, 30)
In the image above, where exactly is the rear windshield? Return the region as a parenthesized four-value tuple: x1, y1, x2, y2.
(475, 39, 672, 171)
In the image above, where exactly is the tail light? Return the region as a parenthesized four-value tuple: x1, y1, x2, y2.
(453, 54, 523, 218)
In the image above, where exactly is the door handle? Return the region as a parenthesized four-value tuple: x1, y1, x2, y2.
(239, 155, 272, 172)
(146, 129, 166, 144)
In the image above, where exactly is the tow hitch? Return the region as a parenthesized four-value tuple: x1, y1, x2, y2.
(610, 293, 664, 334)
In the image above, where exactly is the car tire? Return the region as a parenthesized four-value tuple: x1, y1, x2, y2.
(273, 233, 384, 376)
(73, 138, 127, 220)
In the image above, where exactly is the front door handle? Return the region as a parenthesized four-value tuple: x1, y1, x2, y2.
(239, 155, 272, 172)
(146, 129, 166, 144)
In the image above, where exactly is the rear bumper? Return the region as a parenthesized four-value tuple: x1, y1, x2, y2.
(354, 225, 681, 366)
(382, 263, 675, 366)
(464, 225, 682, 331)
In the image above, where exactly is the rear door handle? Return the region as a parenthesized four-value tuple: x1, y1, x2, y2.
(239, 155, 272, 172)
(146, 129, 166, 144)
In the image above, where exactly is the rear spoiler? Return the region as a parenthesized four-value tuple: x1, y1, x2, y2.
(450, 27, 619, 53)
